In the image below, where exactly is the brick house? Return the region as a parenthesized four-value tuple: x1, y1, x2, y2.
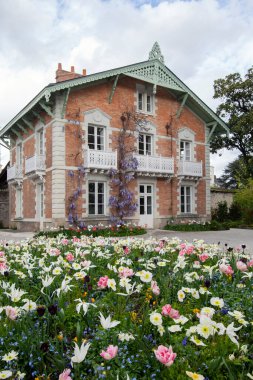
(0, 43, 228, 231)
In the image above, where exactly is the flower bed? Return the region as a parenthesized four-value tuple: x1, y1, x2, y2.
(0, 236, 253, 379)
(35, 224, 147, 239)
(164, 220, 229, 231)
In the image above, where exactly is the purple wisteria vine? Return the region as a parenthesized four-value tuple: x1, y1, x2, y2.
(109, 109, 148, 225)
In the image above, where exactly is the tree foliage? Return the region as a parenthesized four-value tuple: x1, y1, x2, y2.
(234, 179, 253, 224)
(211, 67, 253, 178)
(216, 156, 250, 189)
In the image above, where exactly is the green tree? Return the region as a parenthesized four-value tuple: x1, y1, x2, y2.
(211, 67, 253, 178)
(216, 156, 249, 189)
(234, 179, 253, 224)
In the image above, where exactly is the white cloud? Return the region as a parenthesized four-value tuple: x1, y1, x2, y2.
(0, 0, 252, 173)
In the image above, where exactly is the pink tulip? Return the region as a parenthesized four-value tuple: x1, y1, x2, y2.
(161, 304, 172, 316)
(59, 368, 72, 380)
(236, 261, 248, 272)
(5, 306, 18, 320)
(219, 263, 234, 276)
(97, 276, 109, 289)
(199, 253, 209, 262)
(151, 280, 160, 296)
(100, 345, 118, 360)
(66, 253, 74, 262)
(119, 267, 134, 278)
(169, 308, 180, 319)
(247, 259, 253, 267)
(154, 345, 177, 366)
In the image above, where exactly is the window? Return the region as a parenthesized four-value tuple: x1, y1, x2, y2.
(37, 183, 44, 218)
(88, 182, 105, 215)
(16, 188, 22, 218)
(180, 141, 191, 161)
(37, 129, 44, 155)
(16, 143, 22, 167)
(139, 134, 152, 155)
(88, 125, 104, 150)
(137, 86, 154, 114)
(180, 186, 192, 213)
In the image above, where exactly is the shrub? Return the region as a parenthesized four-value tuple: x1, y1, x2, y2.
(164, 220, 229, 231)
(212, 201, 229, 222)
(234, 180, 253, 224)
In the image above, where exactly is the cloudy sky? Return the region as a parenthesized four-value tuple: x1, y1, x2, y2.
(1, 0, 253, 175)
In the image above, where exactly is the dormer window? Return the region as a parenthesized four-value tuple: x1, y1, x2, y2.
(88, 125, 104, 151)
(137, 84, 154, 114)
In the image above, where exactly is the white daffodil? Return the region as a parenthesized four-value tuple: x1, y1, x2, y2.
(118, 332, 135, 342)
(107, 278, 116, 291)
(190, 335, 206, 346)
(71, 341, 91, 365)
(174, 315, 189, 325)
(22, 299, 37, 312)
(140, 270, 153, 283)
(0, 370, 13, 379)
(168, 324, 182, 332)
(226, 322, 242, 347)
(150, 312, 163, 326)
(2, 350, 18, 362)
(177, 290, 185, 302)
(210, 297, 224, 308)
(52, 266, 62, 275)
(75, 299, 97, 315)
(186, 371, 204, 380)
(200, 307, 215, 318)
(5, 284, 26, 303)
(99, 312, 120, 329)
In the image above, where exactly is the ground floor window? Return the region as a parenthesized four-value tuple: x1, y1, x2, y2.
(16, 188, 22, 218)
(180, 185, 192, 213)
(88, 182, 105, 215)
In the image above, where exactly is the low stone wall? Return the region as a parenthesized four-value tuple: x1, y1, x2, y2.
(211, 188, 235, 209)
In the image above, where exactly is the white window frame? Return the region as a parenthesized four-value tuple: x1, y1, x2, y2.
(37, 129, 44, 155)
(88, 124, 105, 151)
(16, 188, 23, 218)
(180, 140, 191, 161)
(37, 183, 44, 218)
(16, 142, 23, 167)
(180, 185, 192, 214)
(88, 181, 106, 215)
(138, 133, 153, 155)
(137, 84, 154, 114)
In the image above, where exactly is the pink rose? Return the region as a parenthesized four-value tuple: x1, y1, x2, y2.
(100, 345, 118, 360)
(97, 276, 109, 289)
(154, 345, 177, 367)
(65, 253, 74, 262)
(59, 368, 72, 380)
(236, 261, 248, 272)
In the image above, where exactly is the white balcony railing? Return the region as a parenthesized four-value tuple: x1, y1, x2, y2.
(178, 160, 202, 177)
(7, 164, 23, 182)
(134, 154, 174, 175)
(25, 154, 45, 175)
(85, 149, 117, 170)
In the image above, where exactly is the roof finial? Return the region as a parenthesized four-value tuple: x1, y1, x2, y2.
(148, 42, 164, 63)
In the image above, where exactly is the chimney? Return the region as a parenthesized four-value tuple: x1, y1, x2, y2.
(55, 63, 85, 83)
(82, 69, 87, 76)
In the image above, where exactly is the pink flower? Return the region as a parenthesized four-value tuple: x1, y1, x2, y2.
(247, 259, 253, 267)
(155, 247, 161, 252)
(151, 280, 160, 296)
(100, 345, 118, 360)
(162, 304, 172, 316)
(154, 345, 177, 367)
(5, 306, 18, 320)
(219, 263, 234, 276)
(66, 253, 74, 262)
(61, 239, 69, 245)
(97, 276, 109, 289)
(123, 246, 130, 255)
(186, 246, 194, 255)
(59, 368, 72, 380)
(236, 261, 248, 272)
(199, 253, 209, 262)
(118, 267, 134, 278)
(161, 304, 180, 319)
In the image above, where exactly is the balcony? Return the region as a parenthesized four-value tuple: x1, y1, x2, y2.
(178, 160, 202, 178)
(134, 154, 174, 177)
(7, 164, 23, 184)
(85, 149, 117, 173)
(25, 154, 45, 180)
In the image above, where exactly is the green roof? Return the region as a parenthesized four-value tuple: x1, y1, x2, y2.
(0, 42, 229, 139)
